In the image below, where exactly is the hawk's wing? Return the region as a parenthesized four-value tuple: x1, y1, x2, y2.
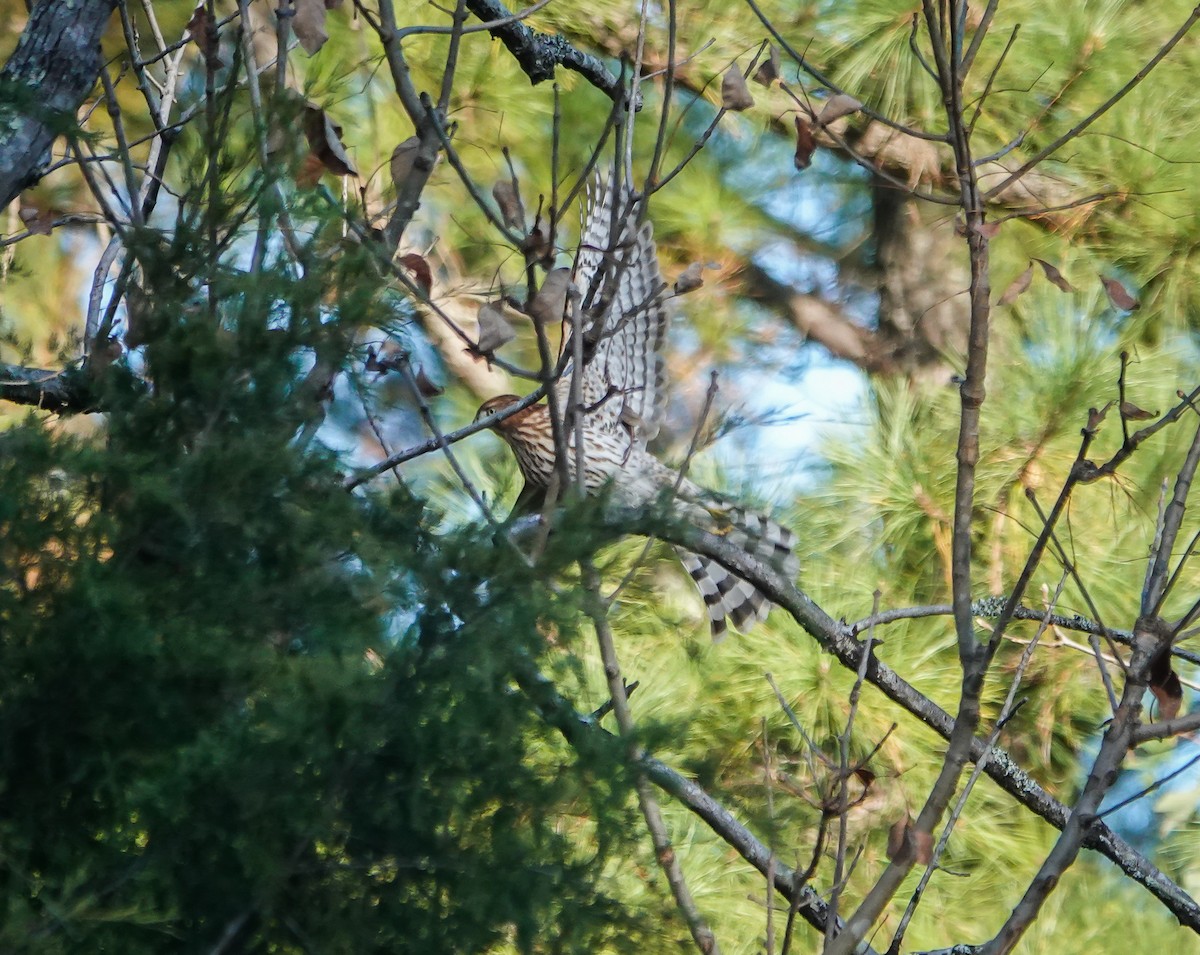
(560, 173, 669, 444)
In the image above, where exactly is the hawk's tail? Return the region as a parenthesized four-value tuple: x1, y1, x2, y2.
(676, 507, 799, 642)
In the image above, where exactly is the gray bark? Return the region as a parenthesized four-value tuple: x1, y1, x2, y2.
(0, 0, 118, 207)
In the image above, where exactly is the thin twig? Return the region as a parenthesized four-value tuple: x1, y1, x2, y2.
(580, 558, 721, 955)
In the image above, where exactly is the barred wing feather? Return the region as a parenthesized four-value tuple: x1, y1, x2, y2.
(561, 174, 669, 445)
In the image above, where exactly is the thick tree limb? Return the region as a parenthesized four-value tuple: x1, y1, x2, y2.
(0, 0, 118, 206)
(740, 261, 900, 372)
(0, 362, 94, 413)
(741, 262, 879, 370)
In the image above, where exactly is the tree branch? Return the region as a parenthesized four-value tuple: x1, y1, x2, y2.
(462, 0, 626, 101)
(589, 505, 1200, 931)
(0, 362, 95, 414)
(0, 0, 118, 206)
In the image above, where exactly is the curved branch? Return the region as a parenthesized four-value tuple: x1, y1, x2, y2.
(462, 0, 625, 101)
(590, 505, 1200, 931)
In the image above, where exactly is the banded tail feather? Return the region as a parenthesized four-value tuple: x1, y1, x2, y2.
(677, 507, 798, 641)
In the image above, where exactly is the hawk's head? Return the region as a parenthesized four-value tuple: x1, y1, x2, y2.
(474, 394, 525, 431)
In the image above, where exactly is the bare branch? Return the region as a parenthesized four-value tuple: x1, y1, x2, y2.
(462, 0, 627, 101)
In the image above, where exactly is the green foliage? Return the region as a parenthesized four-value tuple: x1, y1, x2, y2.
(4, 0, 1200, 951)
(0, 187, 661, 953)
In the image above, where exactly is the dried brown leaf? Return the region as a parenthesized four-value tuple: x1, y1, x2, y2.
(886, 815, 932, 864)
(1120, 401, 1158, 421)
(492, 179, 525, 231)
(818, 93, 863, 126)
(520, 222, 553, 265)
(366, 342, 406, 375)
(18, 205, 54, 235)
(1101, 275, 1139, 311)
(1150, 648, 1182, 722)
(528, 267, 576, 325)
(793, 117, 816, 171)
(413, 366, 444, 397)
(186, 3, 224, 67)
(476, 302, 516, 353)
(1086, 401, 1113, 432)
(673, 262, 705, 295)
(886, 816, 910, 862)
(852, 766, 876, 789)
(913, 828, 933, 865)
(973, 220, 1002, 239)
(996, 264, 1033, 306)
(295, 151, 326, 188)
(389, 136, 420, 191)
(721, 66, 754, 111)
(398, 253, 432, 297)
(1033, 258, 1075, 293)
(292, 0, 329, 55)
(753, 45, 780, 87)
(303, 104, 357, 178)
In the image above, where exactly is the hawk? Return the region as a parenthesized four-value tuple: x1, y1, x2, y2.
(476, 173, 798, 640)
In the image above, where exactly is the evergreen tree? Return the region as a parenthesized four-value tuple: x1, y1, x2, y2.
(2, 0, 1200, 952)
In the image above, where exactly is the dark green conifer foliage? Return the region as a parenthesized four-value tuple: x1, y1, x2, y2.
(0, 122, 656, 953)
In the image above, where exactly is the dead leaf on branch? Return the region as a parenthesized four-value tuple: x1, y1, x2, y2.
(18, 204, 55, 236)
(886, 814, 933, 865)
(1119, 401, 1158, 421)
(1086, 401, 1113, 432)
(186, 3, 223, 67)
(852, 766, 876, 789)
(528, 267, 576, 326)
(673, 262, 707, 295)
(914, 828, 933, 865)
(389, 136, 420, 191)
(953, 217, 1001, 239)
(493, 179, 525, 232)
(295, 153, 326, 188)
(1149, 647, 1182, 722)
(1033, 258, 1075, 293)
(303, 104, 357, 179)
(721, 66, 755, 111)
(292, 0, 329, 55)
(413, 366, 444, 398)
(793, 116, 816, 171)
(753, 45, 780, 87)
(398, 253, 432, 297)
(476, 301, 516, 354)
(520, 221, 554, 266)
(1101, 275, 1139, 311)
(818, 93, 863, 126)
(996, 264, 1033, 306)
